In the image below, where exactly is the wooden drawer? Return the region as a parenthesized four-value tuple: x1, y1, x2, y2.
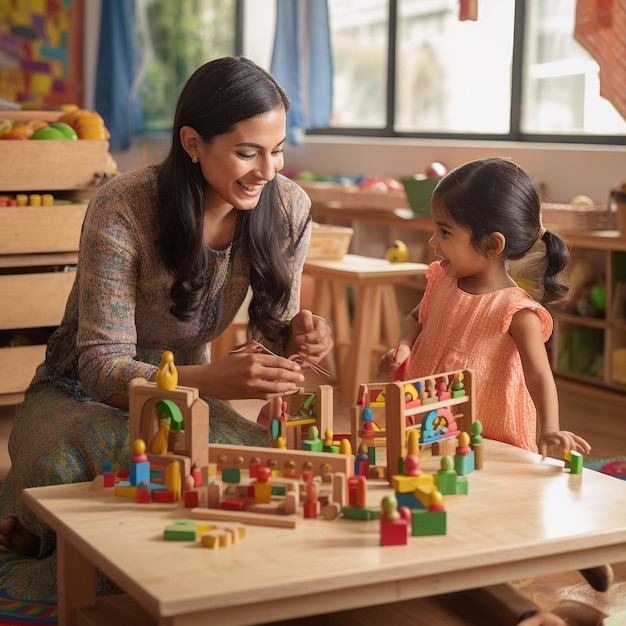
(0, 204, 87, 254)
(0, 140, 114, 191)
(0, 270, 75, 329)
(0, 344, 46, 405)
(0, 110, 115, 191)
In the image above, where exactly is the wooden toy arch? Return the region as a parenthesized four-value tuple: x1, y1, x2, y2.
(129, 377, 209, 478)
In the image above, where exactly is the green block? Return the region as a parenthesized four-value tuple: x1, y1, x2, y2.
(342, 505, 379, 521)
(222, 468, 241, 483)
(302, 440, 323, 452)
(164, 520, 197, 541)
(456, 475, 469, 495)
(566, 450, 583, 474)
(454, 450, 475, 476)
(411, 509, 447, 536)
(435, 471, 457, 496)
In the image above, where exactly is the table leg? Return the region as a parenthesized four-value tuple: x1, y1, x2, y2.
(330, 279, 351, 374)
(344, 284, 382, 404)
(380, 284, 402, 347)
(57, 534, 97, 626)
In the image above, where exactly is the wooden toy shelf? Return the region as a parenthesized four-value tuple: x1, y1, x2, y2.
(0, 111, 115, 405)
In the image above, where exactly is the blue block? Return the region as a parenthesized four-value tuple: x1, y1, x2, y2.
(396, 490, 425, 510)
(130, 461, 150, 486)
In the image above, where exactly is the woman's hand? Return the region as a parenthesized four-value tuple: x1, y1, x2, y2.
(200, 343, 306, 400)
(538, 428, 592, 457)
(288, 310, 333, 365)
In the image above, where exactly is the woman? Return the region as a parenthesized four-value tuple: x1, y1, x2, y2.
(0, 56, 332, 598)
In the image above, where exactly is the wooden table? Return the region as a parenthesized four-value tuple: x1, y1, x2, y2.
(303, 254, 428, 404)
(23, 440, 626, 626)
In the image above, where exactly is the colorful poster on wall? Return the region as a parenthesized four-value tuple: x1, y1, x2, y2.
(0, 0, 83, 108)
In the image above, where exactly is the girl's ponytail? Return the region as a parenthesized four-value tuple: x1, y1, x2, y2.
(540, 230, 569, 304)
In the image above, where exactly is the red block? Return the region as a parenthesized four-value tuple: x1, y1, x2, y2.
(220, 498, 248, 511)
(136, 488, 151, 504)
(153, 490, 175, 503)
(380, 519, 409, 546)
(184, 490, 199, 508)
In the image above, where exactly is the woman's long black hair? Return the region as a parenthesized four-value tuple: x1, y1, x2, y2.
(156, 56, 309, 342)
(432, 157, 569, 304)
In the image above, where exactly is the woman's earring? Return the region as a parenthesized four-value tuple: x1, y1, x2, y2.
(192, 156, 198, 164)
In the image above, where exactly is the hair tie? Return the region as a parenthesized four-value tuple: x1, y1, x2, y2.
(538, 220, 546, 238)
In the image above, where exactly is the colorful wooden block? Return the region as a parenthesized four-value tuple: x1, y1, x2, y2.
(454, 449, 475, 476)
(411, 509, 447, 536)
(380, 519, 409, 546)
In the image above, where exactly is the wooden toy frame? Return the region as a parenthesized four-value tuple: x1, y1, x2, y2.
(265, 385, 334, 449)
(385, 369, 475, 479)
(351, 370, 475, 480)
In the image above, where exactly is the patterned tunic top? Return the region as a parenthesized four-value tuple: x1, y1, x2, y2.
(407, 262, 553, 452)
(45, 166, 312, 402)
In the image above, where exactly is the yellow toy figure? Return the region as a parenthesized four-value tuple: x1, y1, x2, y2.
(150, 412, 170, 455)
(156, 350, 178, 390)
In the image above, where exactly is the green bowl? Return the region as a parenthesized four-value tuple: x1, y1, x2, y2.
(400, 175, 439, 215)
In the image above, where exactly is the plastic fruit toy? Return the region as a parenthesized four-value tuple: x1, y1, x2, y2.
(31, 126, 66, 140)
(385, 240, 410, 263)
(49, 122, 78, 140)
(0, 131, 28, 140)
(10, 120, 49, 138)
(56, 108, 110, 140)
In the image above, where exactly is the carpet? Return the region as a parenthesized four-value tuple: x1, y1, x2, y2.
(0, 547, 57, 625)
(584, 457, 626, 480)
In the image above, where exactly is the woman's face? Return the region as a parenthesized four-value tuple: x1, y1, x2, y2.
(197, 104, 287, 212)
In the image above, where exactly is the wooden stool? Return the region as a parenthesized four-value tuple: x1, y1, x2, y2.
(303, 254, 428, 404)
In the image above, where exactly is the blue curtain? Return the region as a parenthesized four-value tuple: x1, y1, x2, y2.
(271, 0, 333, 144)
(95, 0, 141, 151)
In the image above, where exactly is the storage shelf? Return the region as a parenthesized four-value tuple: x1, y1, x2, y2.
(0, 114, 113, 404)
(0, 203, 88, 255)
(553, 312, 607, 329)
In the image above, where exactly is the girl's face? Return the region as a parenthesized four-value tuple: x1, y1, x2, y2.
(429, 202, 489, 280)
(196, 104, 287, 212)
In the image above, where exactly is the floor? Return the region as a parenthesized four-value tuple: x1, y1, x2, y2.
(1, 375, 625, 623)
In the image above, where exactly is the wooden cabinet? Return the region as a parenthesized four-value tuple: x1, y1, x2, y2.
(0, 111, 115, 405)
(550, 232, 626, 394)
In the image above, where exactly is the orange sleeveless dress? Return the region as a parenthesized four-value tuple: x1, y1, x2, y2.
(407, 262, 552, 452)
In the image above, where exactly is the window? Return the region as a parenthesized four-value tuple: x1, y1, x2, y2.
(319, 0, 626, 143)
(138, 0, 626, 143)
(140, 0, 237, 133)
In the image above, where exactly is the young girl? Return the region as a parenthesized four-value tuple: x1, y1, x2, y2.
(379, 156, 590, 456)
(379, 156, 611, 593)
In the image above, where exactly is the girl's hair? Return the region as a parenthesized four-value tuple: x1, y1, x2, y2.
(156, 56, 310, 342)
(432, 157, 569, 304)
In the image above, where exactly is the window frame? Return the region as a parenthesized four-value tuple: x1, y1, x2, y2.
(303, 0, 625, 146)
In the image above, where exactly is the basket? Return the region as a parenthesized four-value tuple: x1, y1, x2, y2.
(400, 176, 438, 215)
(307, 223, 354, 260)
(540, 202, 615, 232)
